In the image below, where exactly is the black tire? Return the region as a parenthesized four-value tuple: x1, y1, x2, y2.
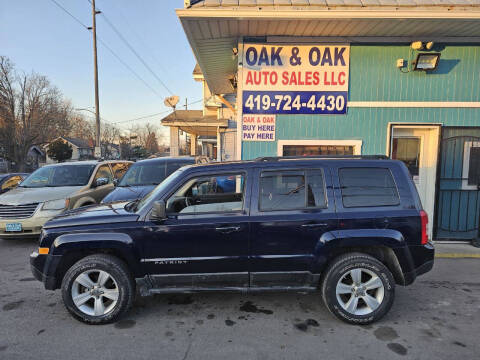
(321, 252, 395, 325)
(61, 254, 135, 325)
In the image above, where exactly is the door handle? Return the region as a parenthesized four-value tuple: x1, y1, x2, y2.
(215, 226, 241, 233)
(301, 223, 328, 228)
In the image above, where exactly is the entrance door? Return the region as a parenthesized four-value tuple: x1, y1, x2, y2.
(435, 128, 480, 240)
(390, 125, 440, 238)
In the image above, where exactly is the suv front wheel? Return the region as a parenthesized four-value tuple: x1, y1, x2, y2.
(321, 253, 395, 324)
(61, 254, 135, 324)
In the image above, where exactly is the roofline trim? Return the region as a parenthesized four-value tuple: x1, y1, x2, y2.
(177, 8, 480, 20)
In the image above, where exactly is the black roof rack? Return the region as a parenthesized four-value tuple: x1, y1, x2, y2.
(254, 155, 390, 162)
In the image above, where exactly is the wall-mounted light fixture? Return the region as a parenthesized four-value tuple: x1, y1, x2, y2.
(413, 53, 441, 71)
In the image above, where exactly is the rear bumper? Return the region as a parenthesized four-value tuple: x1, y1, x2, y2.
(401, 242, 435, 285)
(30, 251, 60, 290)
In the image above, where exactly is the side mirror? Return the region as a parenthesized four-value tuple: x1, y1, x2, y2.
(113, 178, 119, 186)
(151, 200, 166, 222)
(94, 177, 109, 187)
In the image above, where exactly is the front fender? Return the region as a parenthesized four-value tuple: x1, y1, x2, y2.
(51, 232, 142, 276)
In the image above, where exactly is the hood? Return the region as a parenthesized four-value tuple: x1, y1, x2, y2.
(44, 201, 139, 229)
(0, 186, 82, 205)
(101, 185, 155, 203)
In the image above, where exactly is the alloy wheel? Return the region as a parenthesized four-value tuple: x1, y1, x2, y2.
(71, 270, 119, 317)
(335, 268, 385, 316)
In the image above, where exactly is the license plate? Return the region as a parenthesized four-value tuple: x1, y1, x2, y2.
(5, 223, 22, 232)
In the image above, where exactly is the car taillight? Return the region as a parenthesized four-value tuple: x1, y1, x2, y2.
(420, 210, 429, 245)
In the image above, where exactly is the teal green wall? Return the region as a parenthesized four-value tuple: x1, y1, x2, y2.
(242, 45, 480, 160)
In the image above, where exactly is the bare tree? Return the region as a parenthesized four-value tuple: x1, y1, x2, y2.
(0, 56, 73, 170)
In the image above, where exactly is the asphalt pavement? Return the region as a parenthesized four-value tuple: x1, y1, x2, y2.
(0, 239, 478, 360)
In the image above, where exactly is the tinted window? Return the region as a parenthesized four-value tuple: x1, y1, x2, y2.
(119, 161, 166, 186)
(339, 168, 399, 207)
(166, 174, 244, 214)
(260, 170, 327, 211)
(20, 165, 95, 187)
(166, 160, 193, 175)
(260, 171, 304, 211)
(307, 170, 326, 208)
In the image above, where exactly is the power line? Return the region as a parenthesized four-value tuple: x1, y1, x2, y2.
(107, 0, 170, 78)
(48, 0, 89, 29)
(112, 98, 203, 125)
(99, 11, 174, 96)
(47, 0, 163, 100)
(96, 38, 164, 99)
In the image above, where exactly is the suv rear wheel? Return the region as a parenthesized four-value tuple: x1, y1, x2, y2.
(321, 253, 395, 324)
(61, 254, 135, 324)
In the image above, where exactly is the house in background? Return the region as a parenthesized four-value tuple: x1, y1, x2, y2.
(25, 145, 46, 171)
(161, 64, 237, 161)
(101, 143, 120, 159)
(45, 137, 94, 164)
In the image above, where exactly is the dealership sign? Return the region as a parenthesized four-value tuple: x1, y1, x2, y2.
(242, 114, 275, 141)
(242, 44, 350, 115)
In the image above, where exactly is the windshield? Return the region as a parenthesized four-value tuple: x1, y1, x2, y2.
(0, 175, 7, 182)
(134, 168, 186, 213)
(20, 165, 95, 188)
(118, 160, 192, 187)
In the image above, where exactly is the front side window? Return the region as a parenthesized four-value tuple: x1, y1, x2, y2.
(339, 168, 400, 208)
(166, 173, 244, 214)
(20, 165, 95, 188)
(259, 169, 326, 211)
(94, 165, 113, 184)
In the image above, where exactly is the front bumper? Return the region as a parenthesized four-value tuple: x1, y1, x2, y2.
(30, 251, 61, 290)
(0, 210, 62, 240)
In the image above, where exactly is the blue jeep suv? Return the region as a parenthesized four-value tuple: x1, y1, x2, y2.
(30, 156, 434, 325)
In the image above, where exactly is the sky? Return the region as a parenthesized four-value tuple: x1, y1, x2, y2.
(0, 0, 202, 136)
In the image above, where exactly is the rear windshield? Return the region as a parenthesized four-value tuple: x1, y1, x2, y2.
(19, 165, 95, 188)
(339, 167, 400, 207)
(118, 160, 193, 187)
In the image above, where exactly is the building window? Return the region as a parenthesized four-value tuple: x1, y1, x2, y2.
(391, 137, 421, 177)
(283, 145, 354, 156)
(338, 168, 400, 208)
(463, 141, 480, 189)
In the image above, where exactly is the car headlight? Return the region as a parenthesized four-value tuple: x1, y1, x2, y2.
(42, 198, 69, 211)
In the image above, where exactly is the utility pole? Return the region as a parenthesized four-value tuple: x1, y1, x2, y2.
(185, 98, 188, 155)
(90, 0, 101, 159)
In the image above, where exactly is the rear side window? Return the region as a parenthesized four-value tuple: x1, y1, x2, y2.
(339, 168, 399, 207)
(259, 169, 326, 211)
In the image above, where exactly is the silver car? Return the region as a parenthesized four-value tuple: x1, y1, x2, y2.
(0, 160, 131, 240)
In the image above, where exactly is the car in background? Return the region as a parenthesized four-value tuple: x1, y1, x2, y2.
(0, 160, 131, 240)
(0, 173, 30, 194)
(101, 157, 195, 204)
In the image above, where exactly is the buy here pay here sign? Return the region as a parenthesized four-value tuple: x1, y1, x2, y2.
(241, 44, 350, 115)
